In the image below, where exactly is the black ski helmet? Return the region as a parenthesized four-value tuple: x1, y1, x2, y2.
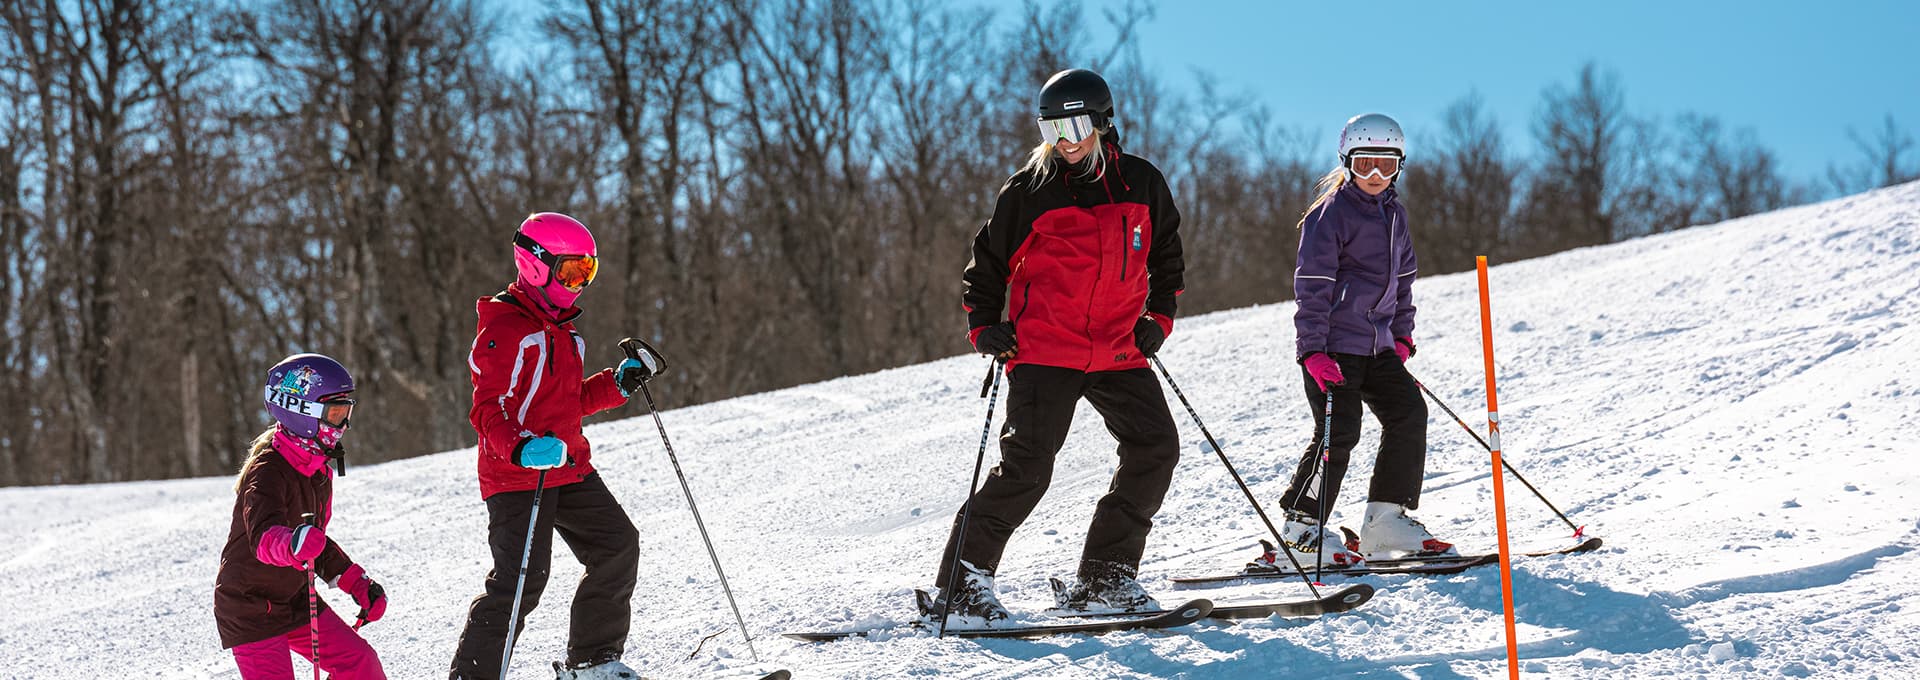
(1037, 69, 1114, 131)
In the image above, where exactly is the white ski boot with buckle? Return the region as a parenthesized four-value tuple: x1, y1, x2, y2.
(1358, 502, 1457, 559)
(1274, 511, 1364, 569)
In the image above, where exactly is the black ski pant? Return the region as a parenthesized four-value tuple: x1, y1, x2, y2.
(450, 472, 640, 679)
(936, 364, 1180, 588)
(1280, 351, 1429, 519)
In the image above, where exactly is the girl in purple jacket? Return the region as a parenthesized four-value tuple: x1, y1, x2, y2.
(1257, 113, 1456, 570)
(215, 354, 387, 679)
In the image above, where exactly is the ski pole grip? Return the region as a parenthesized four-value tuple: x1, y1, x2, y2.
(619, 337, 671, 377)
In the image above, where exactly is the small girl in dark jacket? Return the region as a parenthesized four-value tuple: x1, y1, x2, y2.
(215, 353, 387, 679)
(1260, 113, 1456, 570)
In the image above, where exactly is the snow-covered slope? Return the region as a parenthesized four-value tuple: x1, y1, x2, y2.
(4, 182, 1917, 679)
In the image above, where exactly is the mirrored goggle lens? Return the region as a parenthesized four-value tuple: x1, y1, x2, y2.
(321, 398, 354, 428)
(1038, 114, 1097, 144)
(1348, 154, 1401, 179)
(554, 255, 598, 289)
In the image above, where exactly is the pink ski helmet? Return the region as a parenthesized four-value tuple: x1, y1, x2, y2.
(513, 212, 598, 308)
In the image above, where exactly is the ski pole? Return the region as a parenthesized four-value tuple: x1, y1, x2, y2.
(301, 513, 320, 680)
(938, 357, 1003, 637)
(637, 380, 760, 663)
(1314, 386, 1336, 582)
(500, 469, 547, 676)
(1151, 357, 1322, 598)
(1413, 378, 1584, 539)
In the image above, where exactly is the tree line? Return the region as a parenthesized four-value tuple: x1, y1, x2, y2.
(2, 0, 1914, 486)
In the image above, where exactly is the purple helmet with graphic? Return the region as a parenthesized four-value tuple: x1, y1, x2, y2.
(263, 353, 356, 445)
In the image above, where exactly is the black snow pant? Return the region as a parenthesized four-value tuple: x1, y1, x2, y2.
(936, 364, 1181, 588)
(450, 472, 640, 679)
(1279, 351, 1429, 519)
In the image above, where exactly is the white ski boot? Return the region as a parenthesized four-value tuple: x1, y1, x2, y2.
(553, 655, 639, 680)
(1275, 511, 1364, 568)
(1358, 502, 1457, 558)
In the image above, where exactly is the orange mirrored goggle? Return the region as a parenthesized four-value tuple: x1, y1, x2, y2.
(552, 255, 598, 290)
(515, 232, 599, 291)
(320, 396, 354, 429)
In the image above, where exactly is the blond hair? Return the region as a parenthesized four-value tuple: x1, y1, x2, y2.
(1297, 165, 1349, 229)
(234, 428, 277, 492)
(1019, 130, 1108, 191)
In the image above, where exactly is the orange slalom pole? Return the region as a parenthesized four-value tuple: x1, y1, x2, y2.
(1477, 256, 1521, 679)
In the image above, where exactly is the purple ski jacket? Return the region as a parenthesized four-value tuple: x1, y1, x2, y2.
(1293, 182, 1416, 360)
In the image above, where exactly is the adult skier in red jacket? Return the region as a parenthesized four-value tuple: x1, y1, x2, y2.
(934, 69, 1186, 623)
(450, 213, 662, 680)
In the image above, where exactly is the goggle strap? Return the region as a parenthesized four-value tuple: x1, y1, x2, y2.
(514, 232, 557, 266)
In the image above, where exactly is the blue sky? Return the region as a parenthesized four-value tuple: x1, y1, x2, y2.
(1097, 0, 1919, 182)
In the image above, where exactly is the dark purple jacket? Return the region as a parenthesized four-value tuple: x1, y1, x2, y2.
(1293, 182, 1416, 359)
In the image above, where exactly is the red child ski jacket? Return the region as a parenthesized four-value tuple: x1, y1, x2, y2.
(963, 143, 1185, 373)
(467, 283, 628, 498)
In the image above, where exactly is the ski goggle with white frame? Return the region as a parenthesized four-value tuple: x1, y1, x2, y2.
(265, 389, 356, 429)
(1038, 114, 1099, 145)
(1346, 152, 1403, 180)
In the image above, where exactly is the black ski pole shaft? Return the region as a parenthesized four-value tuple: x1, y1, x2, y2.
(1414, 378, 1583, 538)
(1315, 386, 1335, 582)
(301, 512, 320, 680)
(639, 383, 759, 663)
(500, 469, 546, 676)
(1151, 357, 1322, 598)
(939, 358, 1003, 638)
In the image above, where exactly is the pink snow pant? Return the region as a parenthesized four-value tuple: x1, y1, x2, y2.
(231, 608, 385, 680)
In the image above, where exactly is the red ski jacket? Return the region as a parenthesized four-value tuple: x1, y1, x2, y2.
(963, 143, 1184, 373)
(467, 284, 628, 498)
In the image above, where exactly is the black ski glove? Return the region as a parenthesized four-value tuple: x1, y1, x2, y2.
(1133, 316, 1166, 357)
(971, 322, 1017, 358)
(616, 338, 670, 397)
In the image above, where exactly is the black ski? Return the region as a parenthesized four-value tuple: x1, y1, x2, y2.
(1172, 537, 1602, 585)
(1046, 580, 1376, 620)
(781, 596, 1213, 642)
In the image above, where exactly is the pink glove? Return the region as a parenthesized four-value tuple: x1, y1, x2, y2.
(332, 564, 387, 624)
(1303, 353, 1345, 391)
(255, 524, 325, 567)
(1394, 337, 1416, 363)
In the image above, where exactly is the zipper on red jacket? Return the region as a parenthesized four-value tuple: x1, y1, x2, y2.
(1120, 214, 1129, 281)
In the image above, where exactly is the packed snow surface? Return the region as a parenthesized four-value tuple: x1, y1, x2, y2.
(3, 182, 1917, 678)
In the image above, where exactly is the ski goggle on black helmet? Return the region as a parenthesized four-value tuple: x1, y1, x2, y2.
(1036, 68, 1113, 145)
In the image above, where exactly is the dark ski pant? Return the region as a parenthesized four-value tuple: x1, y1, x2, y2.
(450, 473, 639, 679)
(937, 364, 1180, 588)
(1280, 351, 1428, 519)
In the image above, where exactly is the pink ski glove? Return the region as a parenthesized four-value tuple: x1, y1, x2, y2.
(1394, 337, 1416, 363)
(1303, 353, 1345, 391)
(255, 524, 325, 567)
(332, 564, 387, 624)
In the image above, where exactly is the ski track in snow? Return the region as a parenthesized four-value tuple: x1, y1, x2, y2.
(4, 182, 1919, 678)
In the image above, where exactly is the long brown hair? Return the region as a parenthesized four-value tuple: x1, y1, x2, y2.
(233, 428, 277, 492)
(1297, 165, 1349, 229)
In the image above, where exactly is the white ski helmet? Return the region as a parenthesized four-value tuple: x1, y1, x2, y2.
(1338, 113, 1406, 159)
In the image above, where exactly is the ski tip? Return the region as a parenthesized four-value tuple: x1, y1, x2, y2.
(1327, 582, 1375, 612)
(758, 671, 793, 680)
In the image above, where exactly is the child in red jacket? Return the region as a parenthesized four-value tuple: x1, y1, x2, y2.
(215, 353, 387, 679)
(449, 213, 661, 680)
